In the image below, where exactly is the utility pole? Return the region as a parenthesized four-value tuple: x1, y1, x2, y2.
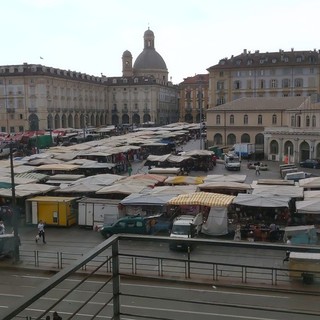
(199, 83, 203, 150)
(10, 140, 20, 263)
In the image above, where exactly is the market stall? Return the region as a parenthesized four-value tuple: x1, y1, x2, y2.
(167, 192, 235, 236)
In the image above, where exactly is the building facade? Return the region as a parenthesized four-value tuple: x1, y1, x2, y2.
(0, 29, 179, 133)
(178, 74, 209, 123)
(207, 49, 320, 108)
(206, 96, 320, 162)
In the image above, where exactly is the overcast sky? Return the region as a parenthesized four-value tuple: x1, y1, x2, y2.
(2, 0, 320, 84)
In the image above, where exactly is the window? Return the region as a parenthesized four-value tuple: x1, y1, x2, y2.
(236, 59, 241, 65)
(248, 70, 252, 76)
(260, 70, 264, 76)
(306, 115, 310, 127)
(312, 115, 316, 127)
(291, 115, 295, 126)
(219, 71, 224, 77)
(10, 126, 14, 133)
(234, 80, 241, 89)
(272, 114, 277, 125)
(217, 81, 224, 90)
(247, 80, 252, 89)
(216, 115, 221, 125)
(243, 114, 248, 125)
(282, 79, 290, 88)
(284, 57, 289, 62)
(259, 79, 265, 89)
(294, 78, 303, 87)
(236, 71, 241, 77)
(1, 127, 6, 132)
(136, 221, 143, 227)
(272, 58, 277, 63)
(270, 79, 277, 88)
(216, 97, 225, 105)
(247, 60, 253, 65)
(19, 126, 24, 132)
(230, 115, 234, 125)
(258, 114, 262, 124)
(296, 56, 302, 62)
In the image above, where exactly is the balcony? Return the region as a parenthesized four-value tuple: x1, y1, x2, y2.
(2, 235, 319, 319)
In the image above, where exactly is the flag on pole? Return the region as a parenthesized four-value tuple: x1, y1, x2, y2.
(40, 56, 44, 59)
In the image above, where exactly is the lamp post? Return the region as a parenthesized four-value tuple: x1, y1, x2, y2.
(198, 85, 203, 150)
(9, 140, 20, 263)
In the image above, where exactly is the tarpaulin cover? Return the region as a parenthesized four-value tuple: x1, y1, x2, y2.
(233, 193, 290, 208)
(296, 199, 320, 214)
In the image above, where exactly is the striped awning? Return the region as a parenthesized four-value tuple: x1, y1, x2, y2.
(168, 192, 235, 207)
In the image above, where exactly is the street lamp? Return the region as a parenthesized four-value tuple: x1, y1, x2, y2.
(198, 85, 203, 150)
(9, 140, 20, 263)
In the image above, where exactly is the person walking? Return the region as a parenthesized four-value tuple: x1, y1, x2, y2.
(37, 220, 46, 244)
(127, 162, 133, 176)
(0, 220, 5, 235)
(255, 163, 260, 175)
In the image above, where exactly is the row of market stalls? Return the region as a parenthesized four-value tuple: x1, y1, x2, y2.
(0, 158, 319, 244)
(0, 123, 318, 244)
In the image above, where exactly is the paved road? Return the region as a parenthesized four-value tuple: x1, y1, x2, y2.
(1, 269, 320, 320)
(131, 138, 320, 183)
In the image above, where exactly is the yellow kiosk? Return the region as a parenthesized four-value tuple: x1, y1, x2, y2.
(26, 196, 79, 227)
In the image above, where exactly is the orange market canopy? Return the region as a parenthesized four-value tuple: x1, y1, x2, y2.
(168, 192, 235, 207)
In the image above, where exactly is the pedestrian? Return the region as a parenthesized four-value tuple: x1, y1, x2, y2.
(283, 236, 292, 263)
(0, 220, 5, 235)
(128, 162, 133, 176)
(36, 220, 46, 244)
(53, 311, 62, 320)
(255, 163, 260, 175)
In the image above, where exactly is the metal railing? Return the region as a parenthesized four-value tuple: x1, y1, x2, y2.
(2, 235, 320, 320)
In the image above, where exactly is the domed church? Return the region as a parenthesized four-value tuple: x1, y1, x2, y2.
(115, 28, 178, 126)
(122, 28, 169, 85)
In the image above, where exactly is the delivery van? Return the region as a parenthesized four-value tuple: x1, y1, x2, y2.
(169, 213, 203, 250)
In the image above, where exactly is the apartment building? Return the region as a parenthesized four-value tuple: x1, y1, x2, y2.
(0, 29, 179, 134)
(207, 49, 320, 107)
(178, 74, 209, 123)
(206, 96, 320, 162)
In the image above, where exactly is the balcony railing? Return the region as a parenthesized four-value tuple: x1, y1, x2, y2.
(1, 235, 319, 320)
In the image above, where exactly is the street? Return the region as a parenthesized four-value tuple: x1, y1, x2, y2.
(0, 268, 319, 320)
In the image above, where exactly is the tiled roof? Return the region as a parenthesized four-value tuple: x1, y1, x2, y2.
(207, 97, 308, 112)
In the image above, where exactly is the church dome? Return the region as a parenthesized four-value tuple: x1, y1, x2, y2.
(133, 29, 167, 71)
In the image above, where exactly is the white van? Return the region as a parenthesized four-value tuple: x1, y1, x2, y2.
(169, 213, 203, 250)
(224, 153, 241, 171)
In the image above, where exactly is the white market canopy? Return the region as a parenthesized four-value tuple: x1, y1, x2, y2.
(298, 177, 320, 189)
(303, 190, 320, 198)
(72, 173, 124, 186)
(204, 174, 247, 183)
(0, 183, 57, 198)
(232, 194, 291, 208)
(296, 199, 320, 214)
(142, 185, 199, 195)
(198, 181, 251, 192)
(96, 183, 151, 195)
(120, 193, 175, 206)
(251, 185, 304, 198)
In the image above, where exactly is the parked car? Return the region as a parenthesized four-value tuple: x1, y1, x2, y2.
(299, 159, 320, 169)
(99, 216, 150, 238)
